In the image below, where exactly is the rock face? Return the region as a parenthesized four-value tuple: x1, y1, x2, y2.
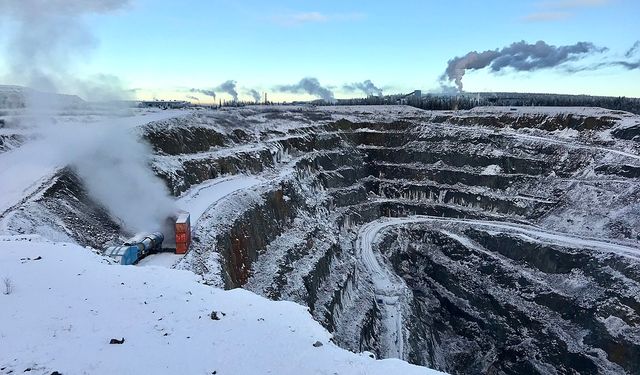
(5, 105, 640, 374)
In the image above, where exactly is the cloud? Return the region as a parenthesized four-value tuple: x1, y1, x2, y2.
(441, 40, 607, 91)
(537, 0, 610, 8)
(275, 77, 335, 102)
(521, 12, 571, 22)
(523, 0, 610, 22)
(270, 11, 365, 26)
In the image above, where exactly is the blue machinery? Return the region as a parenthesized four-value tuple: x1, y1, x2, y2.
(104, 232, 165, 265)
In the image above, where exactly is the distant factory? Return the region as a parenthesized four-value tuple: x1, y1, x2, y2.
(397, 90, 422, 105)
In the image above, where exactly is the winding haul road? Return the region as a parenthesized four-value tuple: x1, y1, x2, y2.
(356, 220, 411, 360)
(138, 174, 264, 267)
(354, 215, 640, 359)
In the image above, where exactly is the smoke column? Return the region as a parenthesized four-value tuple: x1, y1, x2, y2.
(216, 80, 238, 102)
(0, 0, 177, 234)
(190, 88, 216, 102)
(276, 77, 335, 102)
(441, 40, 606, 91)
(343, 80, 383, 97)
(247, 89, 261, 103)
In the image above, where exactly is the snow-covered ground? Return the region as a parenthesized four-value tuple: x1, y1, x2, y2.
(0, 235, 440, 375)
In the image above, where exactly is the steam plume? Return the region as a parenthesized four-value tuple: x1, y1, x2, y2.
(216, 80, 238, 102)
(247, 89, 261, 102)
(186, 95, 200, 102)
(190, 88, 216, 101)
(276, 77, 335, 102)
(1, 0, 177, 234)
(343, 80, 383, 97)
(0, 0, 131, 94)
(442, 40, 607, 91)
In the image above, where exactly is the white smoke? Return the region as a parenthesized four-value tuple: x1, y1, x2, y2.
(1, 0, 177, 234)
(190, 88, 216, 102)
(246, 89, 261, 103)
(441, 40, 607, 91)
(0, 0, 131, 94)
(276, 77, 335, 102)
(216, 80, 238, 102)
(343, 80, 383, 97)
(21, 119, 177, 233)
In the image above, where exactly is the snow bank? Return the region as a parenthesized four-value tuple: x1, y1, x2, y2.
(0, 236, 439, 375)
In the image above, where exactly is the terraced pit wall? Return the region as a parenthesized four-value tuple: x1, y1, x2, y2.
(142, 108, 640, 374)
(7, 107, 639, 374)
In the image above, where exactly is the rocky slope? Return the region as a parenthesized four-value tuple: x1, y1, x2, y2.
(2, 105, 640, 374)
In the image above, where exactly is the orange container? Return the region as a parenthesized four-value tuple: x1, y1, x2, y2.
(176, 242, 188, 254)
(176, 232, 188, 243)
(175, 212, 191, 254)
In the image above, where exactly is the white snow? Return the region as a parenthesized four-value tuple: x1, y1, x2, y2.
(136, 252, 183, 268)
(480, 164, 502, 175)
(0, 235, 440, 375)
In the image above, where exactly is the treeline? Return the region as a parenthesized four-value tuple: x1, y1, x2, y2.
(336, 93, 640, 114)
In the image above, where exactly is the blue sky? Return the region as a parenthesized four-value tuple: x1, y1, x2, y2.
(2, 0, 640, 101)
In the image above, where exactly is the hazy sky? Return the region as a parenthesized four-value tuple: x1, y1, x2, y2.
(1, 0, 639, 102)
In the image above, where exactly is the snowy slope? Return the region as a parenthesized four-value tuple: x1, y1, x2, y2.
(0, 235, 440, 375)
